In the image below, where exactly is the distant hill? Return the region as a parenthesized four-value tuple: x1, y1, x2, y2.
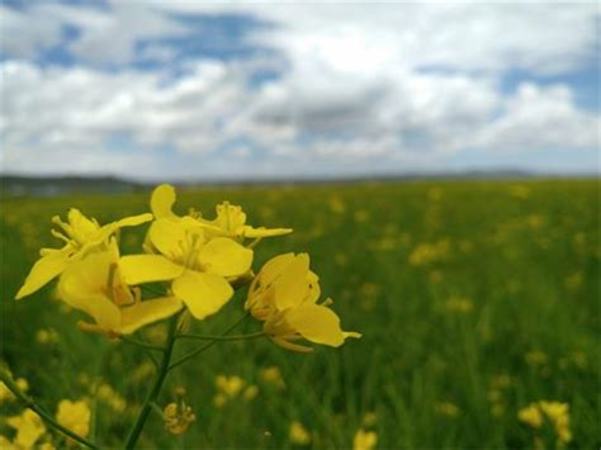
(0, 175, 144, 197)
(1, 171, 597, 197)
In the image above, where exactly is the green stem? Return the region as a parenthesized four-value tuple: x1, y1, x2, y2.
(168, 312, 250, 372)
(0, 370, 99, 449)
(124, 316, 178, 449)
(176, 331, 265, 341)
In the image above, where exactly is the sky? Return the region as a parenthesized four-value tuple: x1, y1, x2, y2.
(0, 0, 599, 181)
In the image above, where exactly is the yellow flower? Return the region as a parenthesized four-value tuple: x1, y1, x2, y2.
(538, 401, 572, 444)
(518, 401, 571, 444)
(96, 383, 127, 412)
(150, 183, 291, 240)
(57, 240, 182, 335)
(6, 409, 46, 448)
(163, 401, 196, 435)
(353, 429, 378, 450)
(289, 421, 311, 445)
(0, 378, 28, 404)
(119, 185, 253, 320)
(56, 399, 91, 438)
(435, 402, 460, 418)
(15, 208, 152, 300)
(518, 404, 543, 428)
(246, 253, 361, 352)
(215, 375, 246, 397)
(259, 366, 286, 390)
(243, 385, 259, 401)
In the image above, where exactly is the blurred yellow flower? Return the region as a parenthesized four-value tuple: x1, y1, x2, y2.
(216, 375, 246, 397)
(56, 399, 91, 438)
(409, 240, 449, 266)
(518, 404, 543, 428)
(289, 421, 311, 445)
(525, 350, 548, 367)
(15, 208, 151, 300)
(259, 366, 286, 390)
(246, 253, 360, 352)
(445, 296, 473, 314)
(353, 429, 377, 450)
(0, 378, 28, 404)
(163, 401, 196, 435)
(243, 385, 259, 401)
(36, 328, 59, 345)
(57, 240, 182, 335)
(96, 383, 127, 412)
(435, 402, 460, 418)
(6, 409, 46, 448)
(518, 401, 572, 444)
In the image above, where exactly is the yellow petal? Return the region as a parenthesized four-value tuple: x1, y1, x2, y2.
(16, 250, 70, 299)
(274, 253, 310, 310)
(148, 218, 187, 256)
(57, 252, 121, 330)
(115, 213, 154, 228)
(284, 304, 358, 347)
(151, 184, 177, 218)
(172, 271, 233, 320)
(118, 297, 183, 334)
(119, 255, 184, 285)
(258, 253, 295, 286)
(242, 226, 293, 238)
(198, 237, 253, 277)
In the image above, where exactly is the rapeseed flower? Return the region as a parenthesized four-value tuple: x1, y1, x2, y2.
(163, 401, 196, 435)
(120, 185, 254, 320)
(57, 240, 182, 335)
(246, 253, 360, 352)
(0, 378, 28, 404)
(56, 399, 91, 439)
(6, 409, 46, 448)
(518, 401, 572, 444)
(353, 429, 377, 450)
(289, 421, 311, 445)
(15, 209, 151, 300)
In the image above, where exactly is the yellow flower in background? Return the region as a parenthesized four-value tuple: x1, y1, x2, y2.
(435, 402, 460, 418)
(518, 401, 572, 444)
(56, 399, 91, 438)
(539, 401, 572, 443)
(163, 401, 196, 435)
(6, 409, 46, 448)
(246, 253, 361, 352)
(353, 429, 378, 450)
(57, 240, 182, 335)
(0, 378, 28, 404)
(289, 421, 311, 445)
(259, 366, 286, 390)
(15, 208, 152, 300)
(518, 404, 543, 428)
(216, 375, 246, 397)
(120, 185, 253, 320)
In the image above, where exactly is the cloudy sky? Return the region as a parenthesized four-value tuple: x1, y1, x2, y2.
(1, 1, 599, 181)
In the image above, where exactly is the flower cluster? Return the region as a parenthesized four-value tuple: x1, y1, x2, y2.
(518, 400, 572, 445)
(15, 184, 359, 350)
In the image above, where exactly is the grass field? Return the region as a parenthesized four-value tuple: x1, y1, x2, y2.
(1, 179, 599, 449)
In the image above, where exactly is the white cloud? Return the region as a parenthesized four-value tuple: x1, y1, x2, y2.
(0, 2, 599, 178)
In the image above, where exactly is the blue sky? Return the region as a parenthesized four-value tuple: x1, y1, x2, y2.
(1, 0, 599, 180)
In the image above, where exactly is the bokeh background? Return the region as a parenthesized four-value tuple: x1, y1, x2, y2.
(1, 1, 600, 449)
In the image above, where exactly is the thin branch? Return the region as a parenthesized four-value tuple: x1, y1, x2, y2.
(168, 312, 251, 371)
(176, 331, 265, 341)
(0, 370, 100, 449)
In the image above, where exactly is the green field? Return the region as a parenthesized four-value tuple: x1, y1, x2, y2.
(1, 179, 599, 449)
